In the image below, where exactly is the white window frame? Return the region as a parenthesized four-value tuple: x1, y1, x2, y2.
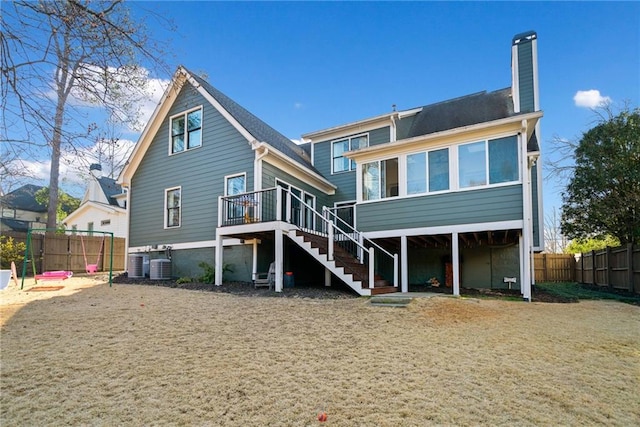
(169, 106, 203, 155)
(164, 186, 182, 229)
(357, 133, 521, 203)
(458, 138, 521, 190)
(361, 157, 399, 201)
(331, 133, 369, 174)
(224, 173, 247, 196)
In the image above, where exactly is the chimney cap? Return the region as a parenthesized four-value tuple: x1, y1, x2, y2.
(512, 31, 537, 45)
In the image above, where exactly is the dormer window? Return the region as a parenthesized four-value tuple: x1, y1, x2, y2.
(171, 107, 202, 154)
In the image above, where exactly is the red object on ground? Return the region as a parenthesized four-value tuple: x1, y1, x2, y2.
(317, 412, 327, 422)
(35, 271, 73, 280)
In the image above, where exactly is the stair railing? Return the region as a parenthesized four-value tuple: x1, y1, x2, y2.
(286, 190, 397, 289)
(324, 206, 398, 289)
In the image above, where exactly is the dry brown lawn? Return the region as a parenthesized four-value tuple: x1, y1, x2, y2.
(1, 277, 639, 426)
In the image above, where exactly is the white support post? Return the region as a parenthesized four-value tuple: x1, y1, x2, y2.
(215, 235, 224, 286)
(358, 234, 364, 263)
(401, 235, 408, 293)
(325, 268, 331, 287)
(393, 253, 398, 288)
(452, 232, 460, 296)
(252, 240, 258, 282)
(285, 190, 291, 223)
(276, 187, 282, 221)
(217, 196, 224, 227)
(328, 223, 334, 261)
(368, 247, 375, 289)
(275, 230, 283, 292)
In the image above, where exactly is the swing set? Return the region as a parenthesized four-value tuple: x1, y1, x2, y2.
(20, 228, 114, 289)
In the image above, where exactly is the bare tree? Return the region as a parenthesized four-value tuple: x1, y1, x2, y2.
(544, 207, 568, 253)
(1, 0, 172, 228)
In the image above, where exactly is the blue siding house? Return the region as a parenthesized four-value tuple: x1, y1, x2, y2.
(119, 31, 543, 300)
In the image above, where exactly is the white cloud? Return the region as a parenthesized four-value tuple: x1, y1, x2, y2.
(294, 102, 304, 109)
(573, 90, 612, 108)
(66, 65, 170, 132)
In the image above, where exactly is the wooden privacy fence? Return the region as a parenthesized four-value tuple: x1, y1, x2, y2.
(575, 244, 639, 294)
(2, 231, 126, 275)
(534, 253, 576, 282)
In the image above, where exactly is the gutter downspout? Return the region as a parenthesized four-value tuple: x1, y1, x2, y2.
(253, 142, 269, 191)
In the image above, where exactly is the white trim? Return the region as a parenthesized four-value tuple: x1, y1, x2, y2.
(400, 235, 408, 293)
(254, 142, 336, 194)
(331, 133, 369, 175)
(303, 113, 393, 141)
(128, 238, 247, 253)
(534, 124, 544, 252)
(119, 70, 187, 186)
(164, 186, 182, 229)
(346, 112, 542, 162)
(168, 105, 203, 155)
(532, 38, 540, 112)
(362, 219, 525, 240)
(303, 108, 422, 141)
(511, 44, 520, 114)
(182, 69, 256, 143)
(224, 172, 247, 196)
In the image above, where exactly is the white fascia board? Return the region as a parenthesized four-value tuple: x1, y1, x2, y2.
(128, 238, 247, 253)
(302, 113, 395, 141)
(64, 201, 125, 223)
(362, 220, 525, 240)
(118, 68, 187, 187)
(255, 142, 336, 194)
(346, 111, 543, 163)
(182, 70, 256, 143)
(303, 108, 423, 142)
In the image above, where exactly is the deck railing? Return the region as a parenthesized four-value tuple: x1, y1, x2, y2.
(218, 188, 278, 227)
(219, 187, 398, 289)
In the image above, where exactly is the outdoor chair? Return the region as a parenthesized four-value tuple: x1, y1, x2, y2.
(253, 262, 275, 289)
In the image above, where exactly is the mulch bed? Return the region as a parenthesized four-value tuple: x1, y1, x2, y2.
(113, 274, 572, 302)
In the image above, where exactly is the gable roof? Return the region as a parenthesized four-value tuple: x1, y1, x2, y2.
(96, 177, 122, 206)
(406, 88, 516, 138)
(0, 184, 46, 212)
(187, 70, 317, 173)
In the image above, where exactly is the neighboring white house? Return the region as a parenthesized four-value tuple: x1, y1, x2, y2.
(64, 164, 128, 238)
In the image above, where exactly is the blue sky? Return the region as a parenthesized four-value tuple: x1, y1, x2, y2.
(9, 1, 640, 223)
(127, 0, 638, 218)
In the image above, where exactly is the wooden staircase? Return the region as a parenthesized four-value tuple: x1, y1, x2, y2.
(289, 230, 397, 296)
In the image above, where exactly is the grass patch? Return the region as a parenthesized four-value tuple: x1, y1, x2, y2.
(536, 282, 640, 305)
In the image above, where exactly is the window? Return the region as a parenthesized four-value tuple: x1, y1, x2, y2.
(459, 141, 487, 188)
(225, 174, 246, 221)
(428, 149, 450, 192)
(171, 108, 202, 154)
(407, 148, 450, 195)
(489, 137, 519, 184)
(165, 187, 181, 228)
(332, 134, 368, 173)
(87, 222, 94, 236)
(459, 137, 519, 188)
(362, 158, 398, 201)
(2, 208, 15, 218)
(101, 219, 111, 226)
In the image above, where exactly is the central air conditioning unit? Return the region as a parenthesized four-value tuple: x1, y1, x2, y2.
(150, 258, 172, 280)
(128, 254, 150, 278)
